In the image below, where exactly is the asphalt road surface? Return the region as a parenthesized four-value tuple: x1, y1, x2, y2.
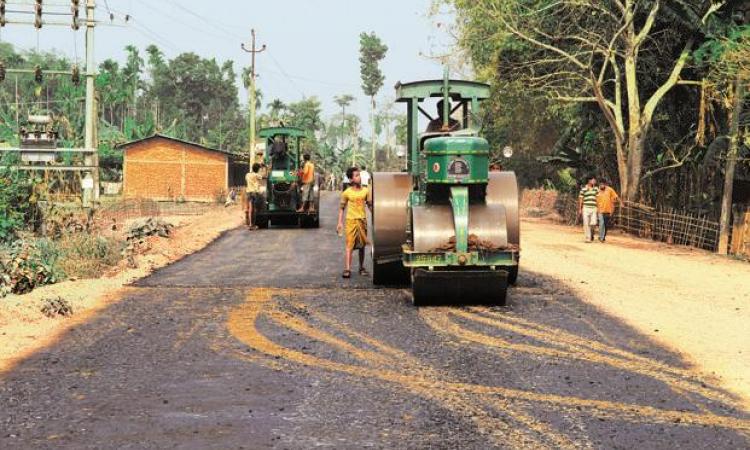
(1, 193, 749, 449)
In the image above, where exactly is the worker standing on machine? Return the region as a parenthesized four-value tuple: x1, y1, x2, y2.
(337, 167, 371, 279)
(298, 154, 316, 213)
(255, 149, 267, 179)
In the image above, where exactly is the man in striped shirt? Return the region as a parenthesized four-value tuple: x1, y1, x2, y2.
(578, 176, 599, 242)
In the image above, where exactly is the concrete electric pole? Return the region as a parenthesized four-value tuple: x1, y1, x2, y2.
(241, 29, 266, 166)
(84, 0, 99, 203)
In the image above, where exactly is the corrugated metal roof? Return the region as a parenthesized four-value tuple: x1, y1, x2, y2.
(117, 134, 244, 159)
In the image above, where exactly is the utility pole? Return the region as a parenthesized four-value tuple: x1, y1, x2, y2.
(14, 75, 19, 127)
(83, 0, 99, 202)
(340, 103, 346, 156)
(241, 29, 266, 166)
(352, 120, 359, 167)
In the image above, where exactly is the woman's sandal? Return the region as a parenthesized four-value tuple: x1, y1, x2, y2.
(342, 270, 351, 279)
(359, 268, 369, 276)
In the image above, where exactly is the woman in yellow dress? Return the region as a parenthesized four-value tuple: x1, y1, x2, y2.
(336, 167, 371, 279)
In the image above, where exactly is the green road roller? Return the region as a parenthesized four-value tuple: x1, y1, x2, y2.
(371, 72, 520, 306)
(255, 127, 319, 228)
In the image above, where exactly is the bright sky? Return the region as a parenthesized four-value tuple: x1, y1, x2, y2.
(1, 0, 453, 123)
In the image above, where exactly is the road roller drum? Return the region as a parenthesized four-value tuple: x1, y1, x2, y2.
(371, 172, 411, 285)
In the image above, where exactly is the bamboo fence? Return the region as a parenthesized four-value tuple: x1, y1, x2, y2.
(538, 191, 724, 252)
(614, 201, 720, 252)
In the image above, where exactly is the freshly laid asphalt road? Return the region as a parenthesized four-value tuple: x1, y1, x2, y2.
(1, 193, 749, 449)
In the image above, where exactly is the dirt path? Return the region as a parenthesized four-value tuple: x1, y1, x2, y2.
(0, 204, 244, 375)
(521, 218, 750, 408)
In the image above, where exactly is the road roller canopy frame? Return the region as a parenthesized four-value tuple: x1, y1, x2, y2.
(258, 127, 308, 173)
(395, 73, 490, 174)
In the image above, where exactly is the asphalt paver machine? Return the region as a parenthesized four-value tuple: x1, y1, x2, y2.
(371, 73, 520, 306)
(256, 127, 319, 228)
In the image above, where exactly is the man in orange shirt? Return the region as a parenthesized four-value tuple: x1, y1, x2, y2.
(597, 180, 620, 242)
(297, 153, 316, 213)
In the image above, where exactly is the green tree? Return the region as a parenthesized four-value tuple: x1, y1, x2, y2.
(695, 15, 750, 252)
(446, 0, 732, 201)
(267, 98, 286, 124)
(333, 94, 356, 157)
(359, 32, 388, 169)
(0, 156, 33, 243)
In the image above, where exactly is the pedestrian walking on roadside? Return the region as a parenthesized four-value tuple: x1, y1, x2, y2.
(245, 163, 263, 231)
(337, 167, 371, 279)
(597, 180, 620, 242)
(360, 166, 371, 188)
(578, 176, 599, 242)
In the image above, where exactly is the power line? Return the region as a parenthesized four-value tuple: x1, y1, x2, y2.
(262, 66, 359, 89)
(129, 19, 181, 53)
(162, 0, 245, 42)
(264, 49, 305, 97)
(132, 0, 236, 43)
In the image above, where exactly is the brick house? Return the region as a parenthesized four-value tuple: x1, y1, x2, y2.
(119, 134, 247, 202)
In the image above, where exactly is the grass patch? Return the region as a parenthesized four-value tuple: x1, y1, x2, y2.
(53, 234, 123, 279)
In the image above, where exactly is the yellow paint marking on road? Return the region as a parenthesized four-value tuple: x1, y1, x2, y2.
(246, 295, 566, 448)
(475, 307, 717, 383)
(172, 320, 203, 352)
(552, 302, 620, 348)
(225, 289, 750, 439)
(441, 309, 732, 406)
(471, 308, 722, 415)
(305, 305, 584, 449)
(417, 310, 750, 431)
(265, 308, 394, 368)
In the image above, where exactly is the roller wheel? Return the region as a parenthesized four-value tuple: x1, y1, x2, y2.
(486, 172, 520, 247)
(371, 173, 411, 285)
(507, 265, 518, 286)
(372, 260, 410, 286)
(411, 269, 508, 307)
(300, 214, 317, 228)
(256, 215, 269, 229)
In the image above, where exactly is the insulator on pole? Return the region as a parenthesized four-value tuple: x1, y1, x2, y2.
(71, 64, 80, 86)
(34, 0, 43, 29)
(71, 0, 80, 30)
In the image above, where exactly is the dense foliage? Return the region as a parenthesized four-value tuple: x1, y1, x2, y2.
(0, 158, 34, 243)
(441, 0, 749, 214)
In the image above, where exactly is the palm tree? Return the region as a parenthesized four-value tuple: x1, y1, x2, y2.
(333, 94, 355, 152)
(267, 99, 286, 124)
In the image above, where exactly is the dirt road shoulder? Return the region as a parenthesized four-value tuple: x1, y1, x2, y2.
(521, 218, 750, 409)
(0, 205, 244, 375)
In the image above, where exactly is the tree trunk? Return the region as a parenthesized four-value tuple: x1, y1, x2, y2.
(718, 78, 745, 255)
(623, 47, 643, 202)
(371, 96, 376, 171)
(625, 127, 648, 202)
